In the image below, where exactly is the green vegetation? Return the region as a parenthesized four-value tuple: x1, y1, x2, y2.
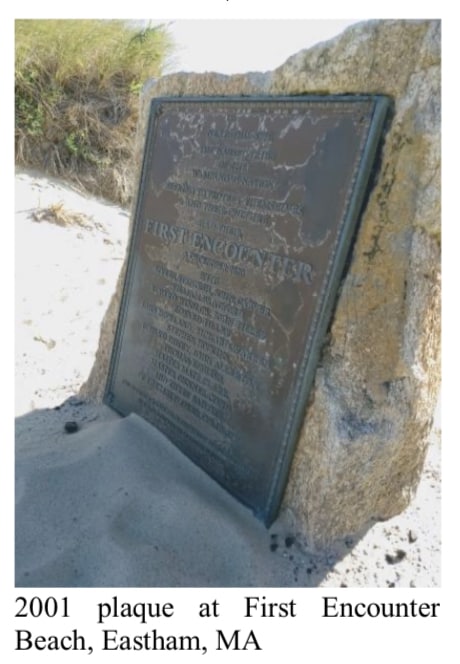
(15, 19, 174, 205)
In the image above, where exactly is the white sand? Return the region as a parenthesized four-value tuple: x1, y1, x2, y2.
(15, 169, 129, 416)
(15, 169, 441, 587)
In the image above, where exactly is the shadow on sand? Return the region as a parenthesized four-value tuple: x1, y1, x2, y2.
(15, 397, 373, 588)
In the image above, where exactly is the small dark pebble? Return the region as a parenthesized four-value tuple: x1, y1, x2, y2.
(344, 536, 354, 548)
(270, 543, 278, 552)
(408, 529, 418, 543)
(64, 421, 79, 434)
(285, 536, 295, 548)
(340, 583, 348, 588)
(306, 568, 312, 574)
(387, 581, 396, 587)
(385, 549, 406, 565)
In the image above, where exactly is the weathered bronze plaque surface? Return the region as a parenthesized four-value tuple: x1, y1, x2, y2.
(105, 96, 389, 524)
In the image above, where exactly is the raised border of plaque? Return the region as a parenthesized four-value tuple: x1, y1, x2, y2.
(105, 95, 389, 525)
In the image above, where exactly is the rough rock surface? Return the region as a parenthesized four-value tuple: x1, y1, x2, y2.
(82, 20, 441, 550)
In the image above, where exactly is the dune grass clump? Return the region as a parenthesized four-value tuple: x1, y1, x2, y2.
(15, 19, 174, 205)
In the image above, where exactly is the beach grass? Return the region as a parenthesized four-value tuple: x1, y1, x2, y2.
(15, 19, 174, 205)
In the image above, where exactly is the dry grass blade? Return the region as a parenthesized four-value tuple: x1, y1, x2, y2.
(30, 202, 93, 229)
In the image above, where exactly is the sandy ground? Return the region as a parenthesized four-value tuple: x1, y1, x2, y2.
(15, 169, 441, 587)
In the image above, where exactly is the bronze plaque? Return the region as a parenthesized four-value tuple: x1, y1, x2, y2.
(105, 96, 389, 524)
